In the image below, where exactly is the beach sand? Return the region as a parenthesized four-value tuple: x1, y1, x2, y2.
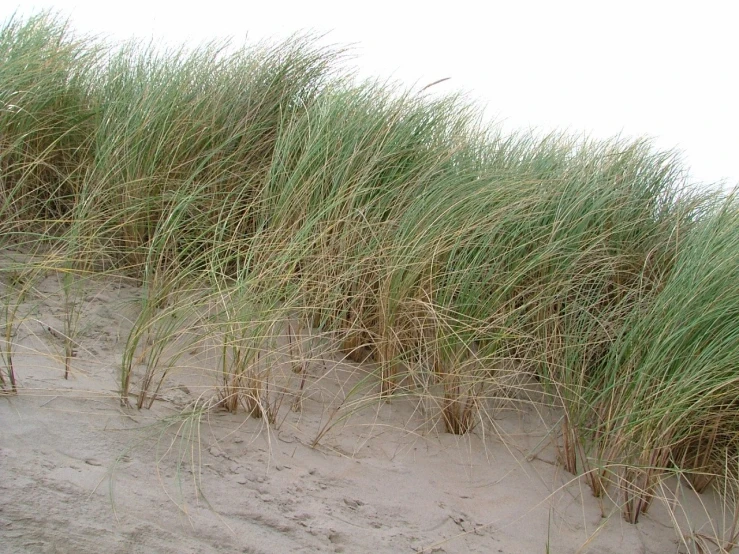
(0, 265, 725, 553)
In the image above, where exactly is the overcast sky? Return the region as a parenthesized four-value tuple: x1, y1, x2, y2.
(6, 1, 738, 189)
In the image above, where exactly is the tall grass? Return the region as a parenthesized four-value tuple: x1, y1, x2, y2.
(0, 12, 100, 236)
(2, 11, 738, 533)
(585, 193, 739, 522)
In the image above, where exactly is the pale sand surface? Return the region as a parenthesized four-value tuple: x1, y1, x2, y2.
(0, 265, 727, 553)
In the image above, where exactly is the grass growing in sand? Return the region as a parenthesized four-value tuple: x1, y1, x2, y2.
(2, 11, 739, 548)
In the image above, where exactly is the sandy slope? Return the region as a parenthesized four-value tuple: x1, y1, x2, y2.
(0, 266, 728, 553)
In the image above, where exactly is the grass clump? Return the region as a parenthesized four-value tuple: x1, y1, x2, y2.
(2, 10, 739, 537)
(586, 193, 739, 523)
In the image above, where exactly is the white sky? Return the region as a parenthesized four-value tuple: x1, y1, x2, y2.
(6, 0, 738, 188)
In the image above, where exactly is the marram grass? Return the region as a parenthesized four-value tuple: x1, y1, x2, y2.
(1, 11, 738, 536)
